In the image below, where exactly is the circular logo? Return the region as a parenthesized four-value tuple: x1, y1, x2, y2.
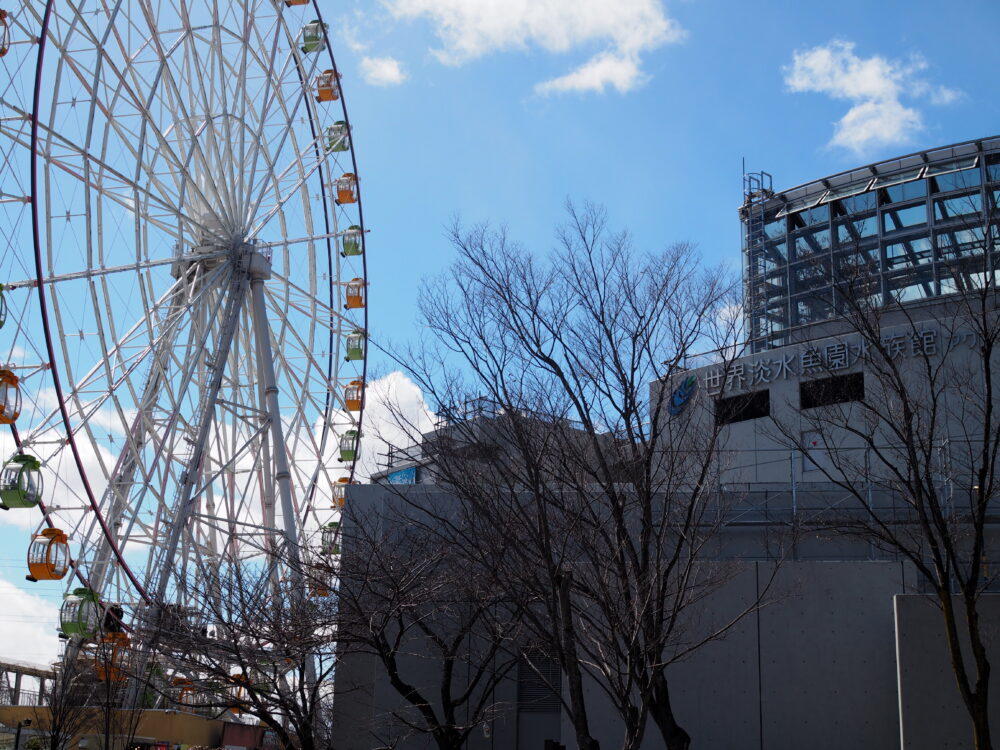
(668, 374, 698, 417)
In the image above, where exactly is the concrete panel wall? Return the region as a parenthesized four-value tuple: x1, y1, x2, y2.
(555, 561, 904, 750)
(895, 594, 1000, 750)
(335, 486, 912, 750)
(756, 561, 903, 750)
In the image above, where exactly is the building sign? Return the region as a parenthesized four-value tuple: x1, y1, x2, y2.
(387, 466, 417, 485)
(668, 374, 698, 417)
(701, 325, 976, 395)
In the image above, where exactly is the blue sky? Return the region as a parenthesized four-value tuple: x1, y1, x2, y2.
(337, 0, 999, 364)
(1, 0, 998, 666)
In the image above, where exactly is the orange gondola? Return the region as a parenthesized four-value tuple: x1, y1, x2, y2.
(332, 477, 350, 509)
(315, 69, 340, 102)
(336, 173, 358, 204)
(345, 278, 365, 309)
(95, 632, 129, 682)
(0, 10, 10, 58)
(0, 369, 21, 424)
(26, 528, 70, 581)
(344, 380, 364, 411)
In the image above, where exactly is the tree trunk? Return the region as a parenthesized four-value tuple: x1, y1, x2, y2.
(966, 599, 993, 750)
(556, 572, 601, 750)
(972, 695, 992, 750)
(433, 726, 464, 750)
(649, 671, 690, 750)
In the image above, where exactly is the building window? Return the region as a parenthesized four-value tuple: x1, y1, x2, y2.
(518, 652, 561, 713)
(715, 390, 770, 425)
(837, 191, 877, 216)
(881, 178, 927, 204)
(763, 218, 786, 240)
(883, 204, 927, 233)
(836, 217, 878, 244)
(934, 192, 983, 221)
(937, 227, 986, 258)
(885, 237, 932, 269)
(788, 204, 829, 229)
(988, 159, 1000, 183)
(800, 372, 864, 410)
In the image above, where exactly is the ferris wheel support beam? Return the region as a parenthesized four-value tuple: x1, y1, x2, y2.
(151, 259, 253, 605)
(249, 270, 304, 579)
(87, 280, 196, 596)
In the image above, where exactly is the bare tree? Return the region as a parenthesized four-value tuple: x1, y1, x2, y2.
(335, 495, 523, 750)
(380, 203, 768, 750)
(771, 189, 1000, 749)
(31, 658, 98, 750)
(157, 560, 339, 750)
(89, 623, 151, 750)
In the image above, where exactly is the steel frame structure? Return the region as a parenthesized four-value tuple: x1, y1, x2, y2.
(0, 0, 366, 663)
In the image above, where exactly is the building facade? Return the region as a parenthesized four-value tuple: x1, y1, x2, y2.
(335, 137, 1000, 750)
(744, 136, 1000, 352)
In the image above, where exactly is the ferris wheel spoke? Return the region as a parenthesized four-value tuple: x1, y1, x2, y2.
(240, 19, 332, 230)
(31, 130, 218, 244)
(267, 269, 359, 331)
(246, 137, 336, 240)
(128, 6, 241, 233)
(175, 18, 240, 227)
(43, 17, 228, 238)
(76, 28, 228, 242)
(4, 109, 188, 236)
(262, 292, 349, 418)
(4, 249, 228, 290)
(238, 14, 299, 225)
(23, 262, 229, 447)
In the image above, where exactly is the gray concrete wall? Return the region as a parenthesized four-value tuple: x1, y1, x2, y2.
(332, 483, 523, 750)
(565, 561, 904, 750)
(338, 490, 980, 750)
(895, 594, 1000, 750)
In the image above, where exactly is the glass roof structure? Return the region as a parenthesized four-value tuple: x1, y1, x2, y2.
(742, 136, 1000, 352)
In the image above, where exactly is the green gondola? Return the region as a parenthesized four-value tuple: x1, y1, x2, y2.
(325, 122, 350, 153)
(341, 226, 363, 257)
(0, 454, 43, 509)
(339, 430, 359, 462)
(300, 21, 327, 54)
(345, 330, 365, 361)
(60, 588, 101, 638)
(321, 522, 341, 555)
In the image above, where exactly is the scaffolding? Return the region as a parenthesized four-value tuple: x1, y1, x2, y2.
(741, 170, 773, 354)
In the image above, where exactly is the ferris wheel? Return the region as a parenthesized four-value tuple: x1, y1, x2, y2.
(0, 0, 366, 651)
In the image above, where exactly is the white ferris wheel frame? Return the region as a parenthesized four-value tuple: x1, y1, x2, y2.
(0, 0, 367, 630)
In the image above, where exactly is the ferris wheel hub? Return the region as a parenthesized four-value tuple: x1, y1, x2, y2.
(238, 243, 273, 281)
(169, 241, 271, 281)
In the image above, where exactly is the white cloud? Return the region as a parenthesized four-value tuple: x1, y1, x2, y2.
(354, 371, 435, 481)
(0, 575, 61, 665)
(784, 40, 961, 155)
(360, 56, 408, 86)
(383, 0, 684, 94)
(340, 22, 369, 53)
(535, 52, 644, 95)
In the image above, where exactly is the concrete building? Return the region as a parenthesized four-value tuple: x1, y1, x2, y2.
(334, 136, 1000, 750)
